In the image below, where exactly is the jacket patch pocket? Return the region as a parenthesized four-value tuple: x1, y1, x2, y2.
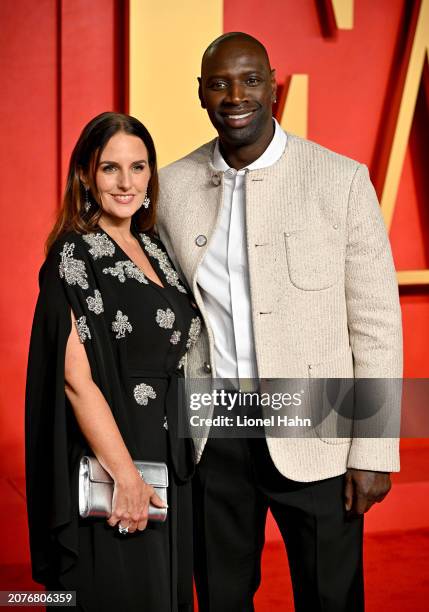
(284, 228, 343, 291)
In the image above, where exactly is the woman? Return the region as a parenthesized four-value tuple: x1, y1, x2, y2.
(25, 112, 200, 611)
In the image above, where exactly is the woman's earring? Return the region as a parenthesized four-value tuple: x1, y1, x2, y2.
(84, 187, 91, 212)
(142, 193, 150, 209)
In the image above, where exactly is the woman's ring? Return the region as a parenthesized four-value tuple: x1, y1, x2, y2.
(118, 524, 129, 535)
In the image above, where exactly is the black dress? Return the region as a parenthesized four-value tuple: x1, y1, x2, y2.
(25, 228, 201, 611)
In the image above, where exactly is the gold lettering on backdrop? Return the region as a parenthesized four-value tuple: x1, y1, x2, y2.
(331, 0, 354, 30)
(128, 0, 222, 168)
(277, 74, 309, 138)
(378, 0, 429, 285)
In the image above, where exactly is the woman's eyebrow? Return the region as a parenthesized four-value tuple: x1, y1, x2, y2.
(99, 159, 147, 165)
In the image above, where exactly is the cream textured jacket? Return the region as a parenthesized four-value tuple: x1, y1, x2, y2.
(157, 132, 403, 482)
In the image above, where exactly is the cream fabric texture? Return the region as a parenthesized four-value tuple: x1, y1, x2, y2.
(157, 132, 403, 482)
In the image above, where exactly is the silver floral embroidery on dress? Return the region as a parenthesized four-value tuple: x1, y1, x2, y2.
(170, 330, 181, 345)
(140, 234, 187, 293)
(59, 242, 89, 289)
(111, 310, 133, 339)
(75, 316, 91, 343)
(102, 261, 148, 284)
(82, 233, 115, 259)
(163, 416, 168, 430)
(134, 383, 157, 406)
(186, 317, 202, 349)
(156, 308, 175, 329)
(86, 289, 104, 315)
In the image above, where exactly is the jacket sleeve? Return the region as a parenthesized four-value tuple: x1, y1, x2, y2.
(344, 164, 403, 472)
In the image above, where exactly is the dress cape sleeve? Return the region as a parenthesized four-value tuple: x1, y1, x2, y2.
(25, 234, 139, 584)
(25, 237, 81, 584)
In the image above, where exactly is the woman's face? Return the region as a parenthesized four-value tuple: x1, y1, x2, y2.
(95, 131, 151, 222)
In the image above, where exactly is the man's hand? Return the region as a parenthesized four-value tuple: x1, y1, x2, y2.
(344, 469, 391, 516)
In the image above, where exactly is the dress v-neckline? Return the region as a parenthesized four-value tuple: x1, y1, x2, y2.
(97, 227, 166, 290)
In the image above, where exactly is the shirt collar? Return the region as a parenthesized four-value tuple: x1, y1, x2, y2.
(212, 118, 287, 173)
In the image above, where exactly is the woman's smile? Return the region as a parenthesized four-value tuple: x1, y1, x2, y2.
(110, 193, 136, 204)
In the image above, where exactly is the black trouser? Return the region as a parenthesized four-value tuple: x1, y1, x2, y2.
(193, 436, 364, 612)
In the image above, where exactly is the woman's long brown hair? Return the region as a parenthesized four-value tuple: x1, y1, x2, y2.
(46, 112, 159, 254)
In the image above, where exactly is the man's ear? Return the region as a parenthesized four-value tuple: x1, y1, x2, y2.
(271, 69, 277, 102)
(198, 77, 206, 109)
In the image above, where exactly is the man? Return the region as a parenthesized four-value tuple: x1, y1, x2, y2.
(157, 32, 402, 611)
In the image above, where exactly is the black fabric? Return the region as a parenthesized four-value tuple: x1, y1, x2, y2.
(193, 436, 364, 612)
(25, 228, 199, 611)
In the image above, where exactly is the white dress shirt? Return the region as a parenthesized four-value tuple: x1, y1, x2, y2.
(197, 118, 287, 380)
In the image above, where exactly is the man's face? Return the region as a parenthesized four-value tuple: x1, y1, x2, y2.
(199, 39, 276, 147)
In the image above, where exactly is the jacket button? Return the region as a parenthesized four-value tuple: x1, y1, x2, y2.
(203, 362, 211, 373)
(195, 235, 207, 247)
(211, 174, 221, 186)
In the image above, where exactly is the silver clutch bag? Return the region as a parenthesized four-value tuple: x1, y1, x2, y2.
(79, 456, 168, 522)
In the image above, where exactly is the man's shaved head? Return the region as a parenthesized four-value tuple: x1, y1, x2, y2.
(201, 32, 271, 75)
(198, 31, 277, 163)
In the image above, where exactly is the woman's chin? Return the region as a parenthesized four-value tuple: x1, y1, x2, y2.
(101, 207, 141, 223)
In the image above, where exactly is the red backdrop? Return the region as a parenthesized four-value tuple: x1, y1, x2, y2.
(0, 0, 427, 477)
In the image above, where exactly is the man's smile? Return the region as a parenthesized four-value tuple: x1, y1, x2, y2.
(220, 108, 258, 128)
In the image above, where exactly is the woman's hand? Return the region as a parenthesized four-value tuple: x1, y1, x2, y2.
(107, 468, 166, 533)
(65, 311, 166, 534)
